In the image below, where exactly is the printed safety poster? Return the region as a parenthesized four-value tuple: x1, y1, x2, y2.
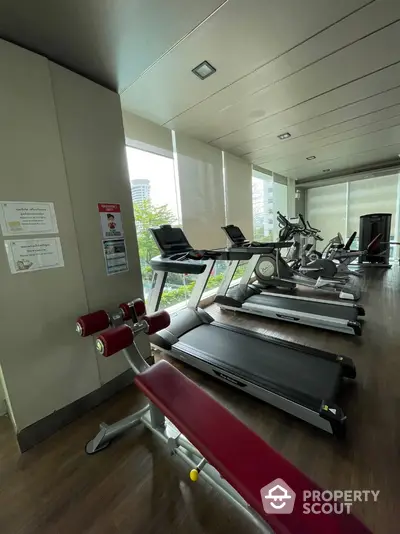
(98, 203, 124, 239)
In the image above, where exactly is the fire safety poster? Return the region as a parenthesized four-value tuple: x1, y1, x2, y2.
(98, 203, 124, 239)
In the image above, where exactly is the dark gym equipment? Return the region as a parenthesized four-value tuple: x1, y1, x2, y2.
(146, 224, 358, 436)
(359, 213, 392, 267)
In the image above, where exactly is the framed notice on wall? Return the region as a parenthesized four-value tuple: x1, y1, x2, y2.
(0, 201, 58, 236)
(102, 238, 129, 276)
(4, 237, 64, 274)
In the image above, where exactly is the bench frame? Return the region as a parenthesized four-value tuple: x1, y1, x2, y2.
(86, 337, 271, 534)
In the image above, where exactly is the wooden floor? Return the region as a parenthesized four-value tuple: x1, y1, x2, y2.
(0, 268, 399, 533)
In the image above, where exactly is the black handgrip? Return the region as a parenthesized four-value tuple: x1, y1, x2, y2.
(298, 213, 307, 228)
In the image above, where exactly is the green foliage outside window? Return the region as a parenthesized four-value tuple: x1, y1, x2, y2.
(133, 199, 249, 308)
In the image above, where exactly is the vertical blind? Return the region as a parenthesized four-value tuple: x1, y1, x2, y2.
(224, 153, 253, 238)
(175, 133, 225, 249)
(306, 183, 347, 243)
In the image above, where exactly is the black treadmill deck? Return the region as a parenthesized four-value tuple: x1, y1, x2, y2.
(246, 294, 358, 320)
(176, 323, 341, 405)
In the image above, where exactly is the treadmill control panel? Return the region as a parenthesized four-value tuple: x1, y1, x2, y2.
(222, 224, 292, 250)
(150, 225, 193, 257)
(149, 225, 220, 274)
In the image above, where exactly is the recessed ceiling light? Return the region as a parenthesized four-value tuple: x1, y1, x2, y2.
(278, 132, 291, 140)
(323, 168, 331, 172)
(306, 156, 316, 160)
(192, 60, 216, 80)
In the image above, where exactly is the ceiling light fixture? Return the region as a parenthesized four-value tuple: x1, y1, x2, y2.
(192, 60, 216, 80)
(306, 156, 316, 160)
(277, 132, 291, 140)
(323, 168, 331, 172)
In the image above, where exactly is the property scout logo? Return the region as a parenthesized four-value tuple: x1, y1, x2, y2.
(260, 479, 379, 515)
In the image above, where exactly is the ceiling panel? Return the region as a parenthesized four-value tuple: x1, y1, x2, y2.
(199, 20, 400, 144)
(162, 0, 397, 137)
(257, 117, 400, 172)
(250, 102, 400, 164)
(121, 0, 370, 122)
(291, 144, 400, 181)
(268, 125, 400, 176)
(211, 61, 400, 151)
(235, 85, 400, 157)
(0, 0, 225, 91)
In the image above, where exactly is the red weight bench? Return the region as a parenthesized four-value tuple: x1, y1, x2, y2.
(135, 360, 371, 534)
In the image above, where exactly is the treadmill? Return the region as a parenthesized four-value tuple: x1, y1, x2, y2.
(147, 224, 357, 437)
(214, 225, 364, 336)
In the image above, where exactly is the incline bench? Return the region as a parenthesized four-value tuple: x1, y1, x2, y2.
(76, 299, 371, 534)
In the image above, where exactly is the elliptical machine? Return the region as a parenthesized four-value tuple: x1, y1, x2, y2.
(277, 213, 340, 280)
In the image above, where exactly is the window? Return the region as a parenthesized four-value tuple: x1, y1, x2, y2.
(306, 174, 400, 261)
(127, 146, 232, 310)
(252, 170, 288, 241)
(252, 172, 274, 241)
(127, 147, 193, 309)
(272, 181, 288, 240)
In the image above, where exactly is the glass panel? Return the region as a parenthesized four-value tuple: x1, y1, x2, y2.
(252, 174, 274, 240)
(159, 273, 196, 310)
(127, 147, 183, 305)
(273, 182, 288, 240)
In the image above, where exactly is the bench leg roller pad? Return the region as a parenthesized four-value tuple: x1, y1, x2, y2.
(97, 325, 134, 357)
(76, 310, 109, 337)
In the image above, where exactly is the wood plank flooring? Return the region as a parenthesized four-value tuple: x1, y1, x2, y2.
(0, 268, 399, 533)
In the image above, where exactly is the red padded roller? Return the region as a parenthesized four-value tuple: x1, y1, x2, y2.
(133, 298, 146, 320)
(76, 310, 109, 337)
(144, 310, 170, 335)
(118, 302, 132, 321)
(96, 325, 134, 357)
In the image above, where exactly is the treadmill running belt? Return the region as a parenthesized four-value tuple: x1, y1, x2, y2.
(246, 294, 358, 320)
(179, 324, 340, 400)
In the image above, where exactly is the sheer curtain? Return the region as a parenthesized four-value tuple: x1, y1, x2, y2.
(348, 175, 398, 235)
(348, 174, 399, 258)
(306, 183, 347, 247)
(174, 132, 225, 249)
(224, 152, 253, 238)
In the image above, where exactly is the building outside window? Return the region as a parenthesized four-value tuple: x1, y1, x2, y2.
(252, 173, 274, 241)
(252, 169, 288, 241)
(131, 178, 151, 203)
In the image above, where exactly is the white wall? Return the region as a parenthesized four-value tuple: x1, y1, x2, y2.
(0, 39, 147, 433)
(0, 379, 6, 416)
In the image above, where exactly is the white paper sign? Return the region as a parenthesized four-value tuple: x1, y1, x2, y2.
(102, 238, 129, 276)
(4, 238, 64, 274)
(0, 201, 58, 236)
(98, 203, 124, 239)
